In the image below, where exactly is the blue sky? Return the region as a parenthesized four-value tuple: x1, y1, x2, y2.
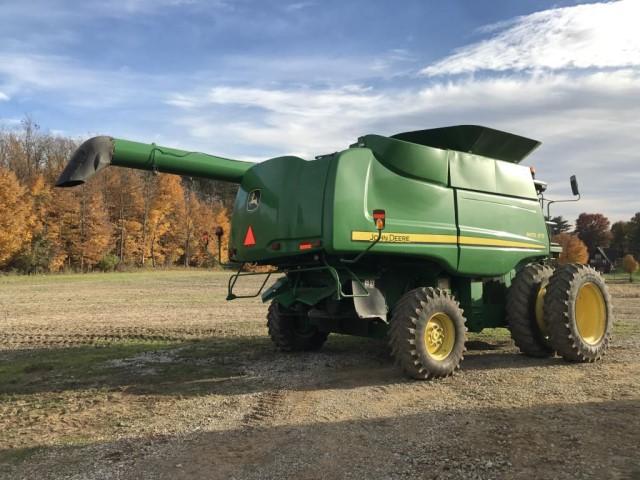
(1, 0, 638, 222)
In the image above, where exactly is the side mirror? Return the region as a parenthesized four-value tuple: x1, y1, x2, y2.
(570, 175, 580, 196)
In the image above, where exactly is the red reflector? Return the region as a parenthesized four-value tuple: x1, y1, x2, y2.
(271, 242, 281, 251)
(243, 226, 256, 246)
(299, 240, 321, 251)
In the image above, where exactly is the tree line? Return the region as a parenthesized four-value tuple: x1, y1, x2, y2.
(2, 118, 639, 275)
(0, 119, 236, 273)
(549, 213, 640, 270)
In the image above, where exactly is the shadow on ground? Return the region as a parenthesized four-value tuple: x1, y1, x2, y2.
(1, 399, 638, 480)
(0, 333, 575, 398)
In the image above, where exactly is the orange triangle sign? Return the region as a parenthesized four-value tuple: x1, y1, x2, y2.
(243, 226, 256, 246)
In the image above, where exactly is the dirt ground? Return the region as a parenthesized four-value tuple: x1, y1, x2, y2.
(0, 270, 638, 480)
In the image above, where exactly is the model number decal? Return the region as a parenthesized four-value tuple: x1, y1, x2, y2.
(351, 231, 456, 244)
(526, 232, 546, 240)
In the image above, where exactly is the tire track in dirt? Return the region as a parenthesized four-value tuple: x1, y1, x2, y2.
(0, 326, 231, 349)
(241, 389, 287, 429)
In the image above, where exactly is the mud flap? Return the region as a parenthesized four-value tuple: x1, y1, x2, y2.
(352, 280, 388, 321)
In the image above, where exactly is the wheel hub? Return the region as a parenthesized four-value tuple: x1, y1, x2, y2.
(428, 324, 445, 347)
(424, 312, 456, 361)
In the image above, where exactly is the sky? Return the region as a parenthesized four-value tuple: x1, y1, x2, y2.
(0, 0, 638, 222)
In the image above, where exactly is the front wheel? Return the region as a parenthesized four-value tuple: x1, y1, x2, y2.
(544, 264, 612, 362)
(267, 301, 328, 352)
(389, 287, 467, 380)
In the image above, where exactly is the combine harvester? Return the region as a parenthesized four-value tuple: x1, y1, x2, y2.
(57, 125, 612, 379)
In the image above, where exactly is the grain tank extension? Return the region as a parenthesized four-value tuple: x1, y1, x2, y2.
(57, 125, 613, 379)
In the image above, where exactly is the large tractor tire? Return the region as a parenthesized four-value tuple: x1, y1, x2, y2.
(506, 263, 555, 357)
(389, 287, 467, 380)
(544, 264, 612, 362)
(267, 301, 328, 352)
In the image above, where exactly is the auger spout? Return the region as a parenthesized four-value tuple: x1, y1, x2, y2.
(56, 136, 252, 187)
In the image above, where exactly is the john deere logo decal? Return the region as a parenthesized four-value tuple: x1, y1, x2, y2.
(247, 190, 261, 211)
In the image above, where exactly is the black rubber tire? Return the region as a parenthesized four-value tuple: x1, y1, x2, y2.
(389, 287, 467, 380)
(267, 301, 328, 352)
(544, 264, 612, 362)
(506, 263, 555, 358)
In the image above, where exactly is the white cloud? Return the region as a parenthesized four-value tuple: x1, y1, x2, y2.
(284, 1, 316, 12)
(169, 69, 640, 151)
(0, 52, 176, 108)
(0, 117, 21, 127)
(166, 66, 640, 221)
(214, 51, 418, 84)
(0, 91, 9, 101)
(206, 85, 379, 117)
(422, 0, 640, 76)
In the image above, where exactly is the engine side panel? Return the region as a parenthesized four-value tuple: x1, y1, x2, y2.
(329, 148, 459, 273)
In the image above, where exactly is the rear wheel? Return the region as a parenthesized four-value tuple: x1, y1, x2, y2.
(506, 263, 555, 357)
(389, 288, 467, 380)
(267, 301, 328, 352)
(544, 264, 612, 362)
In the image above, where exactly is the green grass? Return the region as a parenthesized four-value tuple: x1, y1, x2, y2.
(0, 337, 271, 397)
(0, 340, 175, 394)
(0, 268, 229, 285)
(0, 446, 44, 465)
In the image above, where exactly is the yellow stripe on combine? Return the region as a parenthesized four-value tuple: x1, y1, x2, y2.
(457, 235, 545, 249)
(350, 231, 545, 250)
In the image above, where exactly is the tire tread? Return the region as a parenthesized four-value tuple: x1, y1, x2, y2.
(506, 263, 554, 358)
(545, 264, 612, 362)
(388, 287, 466, 380)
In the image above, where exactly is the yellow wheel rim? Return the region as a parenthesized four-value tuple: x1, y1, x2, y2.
(535, 281, 548, 337)
(424, 312, 456, 360)
(575, 282, 607, 345)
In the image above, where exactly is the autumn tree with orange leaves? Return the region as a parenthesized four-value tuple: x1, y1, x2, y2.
(146, 174, 185, 266)
(0, 168, 34, 267)
(622, 254, 638, 283)
(0, 119, 235, 273)
(102, 169, 145, 264)
(14, 175, 53, 273)
(553, 233, 589, 265)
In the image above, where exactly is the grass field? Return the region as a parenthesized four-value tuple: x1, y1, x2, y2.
(1, 270, 639, 479)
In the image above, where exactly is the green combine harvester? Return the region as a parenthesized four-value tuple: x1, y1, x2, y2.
(57, 125, 612, 379)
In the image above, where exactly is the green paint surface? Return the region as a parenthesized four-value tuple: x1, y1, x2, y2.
(112, 138, 252, 183)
